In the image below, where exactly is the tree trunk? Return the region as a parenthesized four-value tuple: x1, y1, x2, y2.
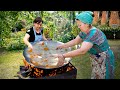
(72, 11, 75, 25)
(40, 11, 43, 17)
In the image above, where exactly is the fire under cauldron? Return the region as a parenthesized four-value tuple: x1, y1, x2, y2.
(17, 40, 77, 79)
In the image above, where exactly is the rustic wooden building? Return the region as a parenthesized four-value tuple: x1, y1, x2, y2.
(93, 11, 100, 25)
(109, 11, 120, 27)
(101, 11, 108, 25)
(92, 11, 120, 27)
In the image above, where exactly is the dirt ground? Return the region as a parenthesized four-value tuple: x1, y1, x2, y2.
(0, 47, 6, 54)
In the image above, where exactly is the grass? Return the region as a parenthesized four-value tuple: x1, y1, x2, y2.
(71, 54, 91, 79)
(0, 50, 24, 79)
(108, 40, 120, 79)
(0, 40, 120, 79)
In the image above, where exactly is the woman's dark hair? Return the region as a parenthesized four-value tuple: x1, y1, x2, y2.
(33, 17, 43, 23)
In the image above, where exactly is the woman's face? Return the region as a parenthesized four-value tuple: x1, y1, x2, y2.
(76, 20, 88, 32)
(34, 22, 42, 30)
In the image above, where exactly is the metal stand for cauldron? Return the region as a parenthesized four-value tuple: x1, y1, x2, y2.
(20, 41, 77, 79)
(17, 62, 77, 79)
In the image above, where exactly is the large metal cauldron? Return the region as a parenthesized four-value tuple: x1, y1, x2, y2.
(23, 40, 71, 69)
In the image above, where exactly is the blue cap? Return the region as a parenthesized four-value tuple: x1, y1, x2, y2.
(76, 11, 93, 24)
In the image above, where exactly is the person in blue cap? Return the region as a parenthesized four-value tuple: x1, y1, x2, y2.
(53, 11, 115, 79)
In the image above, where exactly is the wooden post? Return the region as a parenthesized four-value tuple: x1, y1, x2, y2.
(109, 11, 119, 27)
(101, 11, 108, 25)
(93, 11, 100, 25)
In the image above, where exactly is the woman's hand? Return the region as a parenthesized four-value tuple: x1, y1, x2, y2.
(52, 54, 65, 66)
(56, 44, 64, 50)
(57, 54, 65, 66)
(28, 44, 33, 50)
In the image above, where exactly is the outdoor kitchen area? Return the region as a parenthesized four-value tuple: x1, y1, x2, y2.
(18, 62, 77, 79)
(17, 40, 77, 79)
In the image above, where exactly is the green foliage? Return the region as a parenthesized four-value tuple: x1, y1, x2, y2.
(2, 31, 26, 50)
(97, 25, 120, 31)
(96, 25, 120, 39)
(43, 21, 56, 39)
(62, 32, 73, 43)
(17, 11, 36, 30)
(55, 31, 73, 43)
(71, 23, 81, 37)
(14, 20, 26, 31)
(0, 11, 19, 38)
